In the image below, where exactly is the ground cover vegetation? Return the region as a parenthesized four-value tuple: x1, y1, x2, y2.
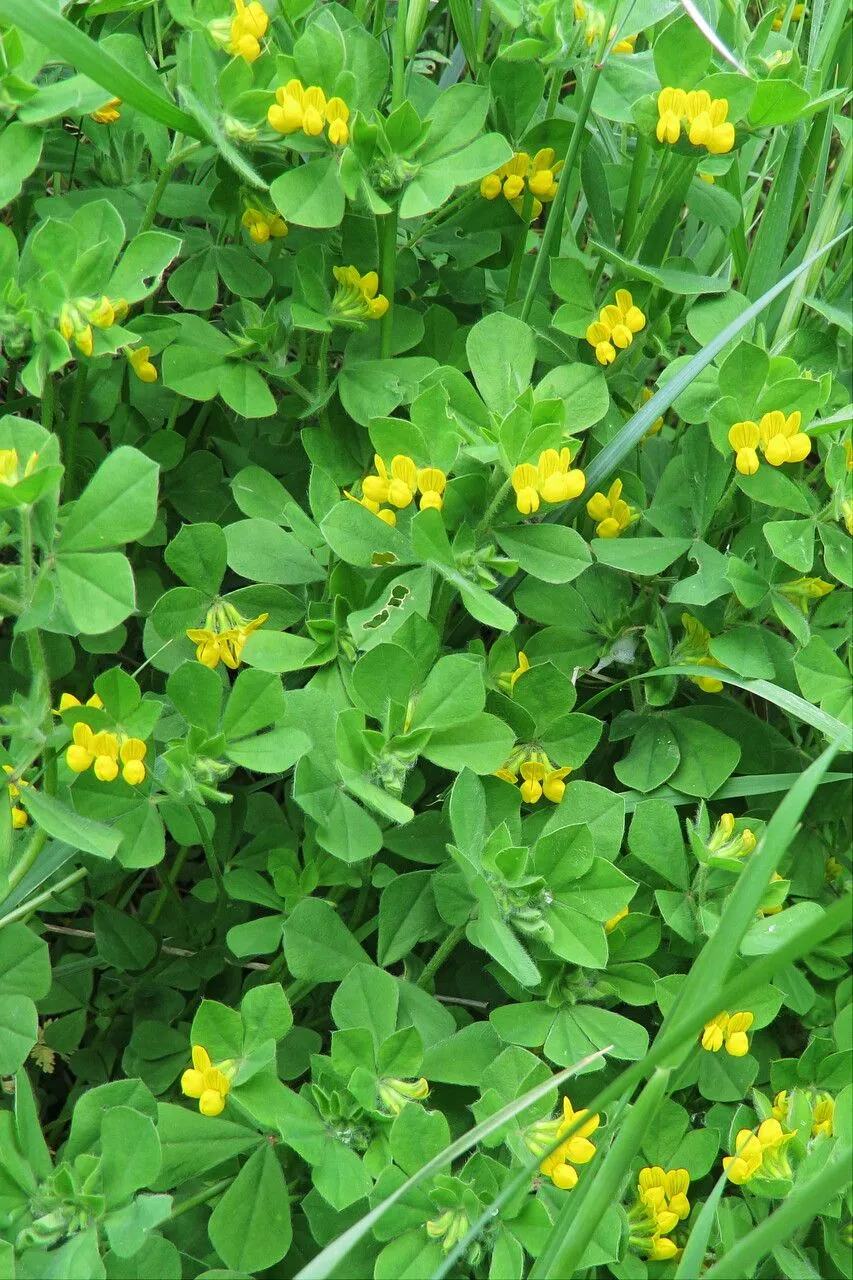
(0, 0, 851, 1276)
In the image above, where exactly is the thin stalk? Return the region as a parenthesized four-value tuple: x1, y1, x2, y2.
(169, 1176, 234, 1219)
(63, 361, 88, 502)
(147, 844, 190, 925)
(391, 0, 409, 111)
(139, 140, 201, 233)
(41, 375, 54, 433)
(189, 804, 225, 906)
(520, 0, 620, 322)
(0, 866, 87, 929)
(619, 135, 649, 250)
(20, 508, 57, 796)
(3, 359, 18, 405)
(476, 477, 511, 533)
(316, 332, 331, 399)
(416, 922, 466, 988)
(378, 208, 399, 359)
(7, 829, 48, 897)
(505, 188, 534, 305)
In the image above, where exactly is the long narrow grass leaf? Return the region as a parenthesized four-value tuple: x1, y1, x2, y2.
(674, 1164, 730, 1279)
(680, 0, 749, 74)
(0, 0, 205, 138)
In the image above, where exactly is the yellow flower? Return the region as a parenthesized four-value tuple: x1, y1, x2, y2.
(377, 1076, 430, 1114)
(127, 345, 158, 383)
(688, 96, 734, 155)
(500, 650, 530, 693)
(586, 290, 645, 364)
(66, 722, 96, 774)
(0, 448, 39, 487)
(604, 906, 628, 934)
(759, 410, 811, 467)
(332, 265, 389, 322)
(537, 1096, 600, 1190)
(91, 98, 121, 124)
(723, 1129, 763, 1185)
(480, 172, 503, 199)
(528, 148, 561, 201)
(181, 1044, 232, 1117)
(728, 420, 761, 476)
(4, 764, 29, 829)
(586, 478, 637, 538)
(120, 738, 147, 786)
(268, 79, 306, 133)
(361, 454, 417, 509)
(725, 1011, 754, 1057)
(519, 757, 545, 804)
(779, 577, 835, 612)
(228, 0, 268, 62)
(707, 811, 757, 859)
(59, 302, 93, 357)
(241, 206, 288, 244)
(325, 97, 350, 146)
(81, 295, 116, 329)
(811, 1094, 834, 1138)
(648, 1236, 679, 1260)
(512, 462, 541, 515)
(417, 466, 447, 511)
(771, 1090, 789, 1122)
(701, 1011, 729, 1053)
(772, 3, 805, 31)
(537, 447, 585, 504)
(640, 387, 664, 438)
(187, 603, 268, 670)
(674, 613, 726, 693)
(92, 731, 120, 783)
(497, 749, 571, 805)
(632, 1165, 691, 1256)
(479, 150, 562, 217)
(656, 87, 688, 145)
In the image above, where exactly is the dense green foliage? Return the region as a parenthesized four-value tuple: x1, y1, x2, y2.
(0, 0, 851, 1277)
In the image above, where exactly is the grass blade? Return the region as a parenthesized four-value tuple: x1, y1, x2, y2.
(616, 770, 852, 812)
(0, 0, 205, 139)
(674, 1163, 730, 1279)
(702, 1148, 853, 1278)
(680, 0, 749, 75)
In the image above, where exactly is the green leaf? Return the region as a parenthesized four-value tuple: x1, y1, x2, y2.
(225, 518, 324, 585)
(0, 994, 37, 1074)
(0, 123, 43, 209)
(410, 655, 485, 730)
(589, 240, 729, 294)
(592, 537, 690, 575)
(165, 522, 227, 594)
(21, 788, 121, 859)
(321, 501, 413, 568)
(94, 902, 156, 970)
(59, 447, 159, 552)
(100, 1107, 162, 1207)
(55, 550, 136, 634)
(270, 156, 345, 229)
(208, 1145, 292, 1272)
(614, 721, 681, 792)
(0, 924, 51, 999)
(152, 1104, 258, 1189)
(282, 898, 371, 982)
(668, 718, 741, 798)
(241, 984, 293, 1053)
(495, 525, 592, 584)
(764, 519, 815, 572)
(466, 313, 536, 416)
(222, 669, 286, 740)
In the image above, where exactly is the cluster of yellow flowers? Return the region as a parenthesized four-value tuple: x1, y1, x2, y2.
(574, 1, 636, 52)
(268, 79, 350, 144)
(723, 1117, 794, 1185)
(512, 447, 585, 515)
(728, 409, 811, 475)
(331, 265, 389, 323)
(346, 454, 447, 525)
(525, 1096, 599, 1190)
(701, 1010, 754, 1057)
(496, 747, 572, 805)
(480, 149, 563, 218)
(228, 0, 268, 62)
(656, 88, 735, 155)
(91, 97, 121, 124)
(241, 206, 288, 245)
(673, 613, 726, 693)
(3, 764, 30, 829)
(186, 602, 268, 670)
(772, 3, 805, 31)
(181, 1044, 233, 1116)
(586, 479, 639, 538)
(628, 1166, 691, 1261)
(586, 290, 646, 366)
(59, 294, 127, 357)
(65, 720, 149, 785)
(0, 448, 38, 488)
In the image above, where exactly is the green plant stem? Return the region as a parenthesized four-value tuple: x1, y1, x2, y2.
(139, 140, 200, 233)
(20, 508, 57, 798)
(0, 866, 87, 929)
(63, 361, 88, 502)
(3, 359, 18, 405)
(169, 1176, 234, 1220)
(619, 134, 649, 249)
(505, 189, 534, 305)
(190, 804, 226, 906)
(477, 477, 511, 533)
(391, 0, 409, 111)
(147, 844, 190, 925)
(520, 0, 620, 322)
(7, 828, 48, 897)
(316, 332, 331, 399)
(41, 375, 54, 432)
(416, 922, 466, 988)
(378, 208, 399, 359)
